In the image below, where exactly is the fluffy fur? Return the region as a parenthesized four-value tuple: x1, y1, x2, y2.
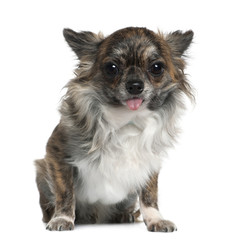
(35, 27, 193, 231)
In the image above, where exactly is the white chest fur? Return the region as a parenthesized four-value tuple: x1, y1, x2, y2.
(75, 105, 177, 205)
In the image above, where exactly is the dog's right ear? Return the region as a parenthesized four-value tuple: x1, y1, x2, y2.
(63, 28, 104, 60)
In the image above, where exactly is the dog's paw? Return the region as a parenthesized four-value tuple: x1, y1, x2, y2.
(118, 213, 135, 223)
(145, 219, 177, 232)
(46, 216, 74, 231)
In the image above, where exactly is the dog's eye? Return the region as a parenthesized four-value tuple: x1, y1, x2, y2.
(104, 63, 119, 76)
(149, 62, 164, 76)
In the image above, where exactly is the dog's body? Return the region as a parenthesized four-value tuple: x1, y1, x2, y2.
(35, 27, 193, 231)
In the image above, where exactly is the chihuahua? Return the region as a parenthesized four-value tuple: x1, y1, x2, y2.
(35, 27, 193, 232)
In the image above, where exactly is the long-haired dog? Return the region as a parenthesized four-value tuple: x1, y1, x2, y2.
(35, 27, 193, 232)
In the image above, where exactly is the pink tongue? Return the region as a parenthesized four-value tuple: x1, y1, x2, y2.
(126, 98, 143, 110)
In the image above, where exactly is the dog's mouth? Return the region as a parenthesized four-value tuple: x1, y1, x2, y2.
(126, 98, 143, 110)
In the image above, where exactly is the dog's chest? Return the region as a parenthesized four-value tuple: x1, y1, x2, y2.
(75, 107, 170, 205)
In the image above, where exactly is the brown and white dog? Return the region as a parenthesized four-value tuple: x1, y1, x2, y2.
(35, 27, 193, 232)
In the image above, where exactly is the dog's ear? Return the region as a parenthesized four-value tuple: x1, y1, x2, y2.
(63, 28, 104, 59)
(165, 30, 194, 57)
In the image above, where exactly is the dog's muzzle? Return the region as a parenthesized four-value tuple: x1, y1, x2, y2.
(125, 80, 144, 111)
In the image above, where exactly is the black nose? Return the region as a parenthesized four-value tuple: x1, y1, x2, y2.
(126, 81, 144, 95)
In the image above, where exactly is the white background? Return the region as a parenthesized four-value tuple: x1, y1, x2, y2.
(1, 0, 236, 239)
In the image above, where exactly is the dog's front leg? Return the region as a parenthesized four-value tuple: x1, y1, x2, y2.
(46, 156, 75, 231)
(139, 173, 177, 232)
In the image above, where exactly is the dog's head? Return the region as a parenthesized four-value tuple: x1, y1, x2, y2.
(63, 27, 193, 111)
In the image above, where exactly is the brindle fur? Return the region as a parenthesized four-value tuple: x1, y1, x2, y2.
(35, 27, 193, 231)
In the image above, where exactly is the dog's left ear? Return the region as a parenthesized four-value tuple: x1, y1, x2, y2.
(63, 28, 104, 60)
(165, 30, 194, 57)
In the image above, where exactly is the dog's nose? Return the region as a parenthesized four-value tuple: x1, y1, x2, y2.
(126, 81, 144, 95)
